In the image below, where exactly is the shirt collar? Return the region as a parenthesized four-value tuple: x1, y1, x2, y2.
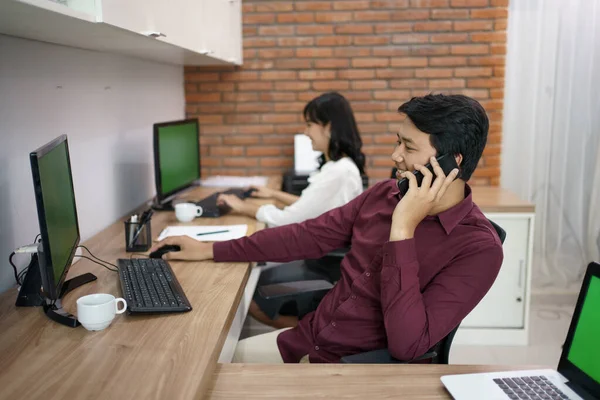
(390, 180, 474, 235)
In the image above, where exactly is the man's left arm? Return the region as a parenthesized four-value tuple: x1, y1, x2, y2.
(380, 238, 503, 361)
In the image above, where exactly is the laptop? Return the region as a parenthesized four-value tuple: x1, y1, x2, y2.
(441, 262, 600, 400)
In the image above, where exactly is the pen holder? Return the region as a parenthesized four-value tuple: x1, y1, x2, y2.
(124, 218, 152, 252)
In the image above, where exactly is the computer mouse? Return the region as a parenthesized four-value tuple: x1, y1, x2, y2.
(149, 245, 181, 259)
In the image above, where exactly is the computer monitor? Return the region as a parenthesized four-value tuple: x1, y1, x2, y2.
(30, 134, 80, 300)
(153, 119, 200, 207)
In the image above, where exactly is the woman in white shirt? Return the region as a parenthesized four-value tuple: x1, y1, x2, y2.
(217, 92, 366, 330)
(217, 92, 366, 227)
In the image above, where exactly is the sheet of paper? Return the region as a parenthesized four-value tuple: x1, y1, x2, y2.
(157, 225, 248, 242)
(200, 176, 268, 188)
(294, 134, 321, 174)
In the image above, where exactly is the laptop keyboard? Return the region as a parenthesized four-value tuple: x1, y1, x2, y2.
(493, 376, 572, 400)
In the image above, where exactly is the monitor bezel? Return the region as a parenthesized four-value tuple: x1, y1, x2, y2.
(29, 135, 81, 300)
(557, 262, 600, 398)
(153, 118, 200, 205)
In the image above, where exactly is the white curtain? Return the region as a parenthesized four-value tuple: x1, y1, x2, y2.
(502, 0, 600, 289)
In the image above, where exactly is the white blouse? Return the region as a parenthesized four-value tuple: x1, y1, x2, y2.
(255, 157, 363, 227)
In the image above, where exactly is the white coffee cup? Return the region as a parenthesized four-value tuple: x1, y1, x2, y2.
(77, 293, 127, 331)
(175, 202, 203, 222)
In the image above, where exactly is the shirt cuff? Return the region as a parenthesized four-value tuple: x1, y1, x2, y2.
(213, 241, 232, 262)
(255, 204, 274, 223)
(382, 239, 418, 267)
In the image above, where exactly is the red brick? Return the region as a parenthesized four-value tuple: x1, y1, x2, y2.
(354, 11, 392, 21)
(373, 46, 411, 57)
(210, 146, 244, 156)
(275, 81, 311, 91)
(221, 71, 258, 82)
(243, 13, 275, 25)
(223, 158, 259, 167)
(430, 33, 469, 43)
(344, 91, 377, 101)
(450, 0, 489, 7)
(237, 82, 273, 91)
(185, 83, 197, 93)
(490, 88, 504, 99)
(242, 3, 254, 12)
(246, 147, 282, 156)
(197, 114, 223, 125)
(316, 36, 353, 46)
(410, 45, 450, 56)
(360, 123, 388, 133)
(391, 9, 430, 20)
(335, 24, 374, 34)
(260, 92, 298, 102)
(260, 71, 298, 81)
(352, 101, 388, 111)
(222, 92, 259, 102)
(315, 12, 353, 22)
(258, 26, 295, 36)
(223, 136, 261, 145)
(244, 38, 277, 48)
(410, 0, 449, 6)
(390, 57, 428, 67)
(414, 21, 453, 32)
(277, 13, 315, 23)
(333, 1, 371, 10)
(390, 79, 428, 89)
(255, 2, 294, 12)
(275, 59, 313, 69)
(296, 25, 335, 35)
(431, 9, 469, 19)
(364, 145, 394, 155)
(354, 36, 391, 45)
(315, 59, 350, 68)
(468, 56, 505, 66)
(199, 82, 235, 91)
(295, 2, 332, 11)
(258, 49, 295, 59)
(372, 0, 410, 7)
(375, 23, 412, 33)
(372, 157, 394, 167)
(236, 103, 272, 113)
(491, 43, 507, 55)
(376, 69, 415, 79)
(495, 19, 508, 30)
(471, 32, 506, 43)
(201, 157, 221, 167)
(494, 66, 505, 77)
(393, 34, 430, 44)
(491, 0, 508, 5)
(415, 68, 453, 78)
(243, 26, 258, 36)
(471, 8, 508, 19)
(467, 78, 504, 88)
(239, 125, 275, 135)
(196, 104, 236, 114)
(374, 134, 399, 144)
(355, 112, 375, 122)
(373, 90, 410, 101)
(454, 67, 493, 77)
(274, 102, 305, 112)
(479, 100, 503, 111)
(451, 44, 490, 55)
(243, 49, 257, 60)
(351, 80, 388, 90)
(275, 124, 304, 134)
(263, 136, 295, 145)
(297, 47, 334, 58)
(429, 56, 468, 66)
(299, 70, 337, 80)
(185, 72, 220, 82)
(278, 37, 315, 47)
(225, 114, 260, 124)
(334, 47, 372, 57)
(428, 79, 466, 89)
(260, 158, 293, 168)
(454, 20, 493, 31)
(186, 92, 221, 103)
(313, 81, 351, 91)
(352, 58, 390, 68)
(243, 60, 276, 70)
(459, 88, 490, 99)
(338, 69, 374, 80)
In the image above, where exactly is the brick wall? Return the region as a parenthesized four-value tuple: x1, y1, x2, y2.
(185, 0, 507, 185)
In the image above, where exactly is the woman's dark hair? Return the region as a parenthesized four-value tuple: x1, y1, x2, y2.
(397, 93, 489, 181)
(303, 92, 366, 174)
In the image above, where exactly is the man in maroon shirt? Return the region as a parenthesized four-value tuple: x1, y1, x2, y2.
(151, 94, 504, 364)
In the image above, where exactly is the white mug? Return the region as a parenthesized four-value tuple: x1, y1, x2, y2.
(77, 293, 127, 331)
(175, 202, 203, 222)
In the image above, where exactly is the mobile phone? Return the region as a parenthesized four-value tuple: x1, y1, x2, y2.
(396, 154, 459, 196)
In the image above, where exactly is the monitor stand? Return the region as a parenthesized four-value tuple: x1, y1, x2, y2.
(151, 199, 174, 211)
(15, 253, 97, 328)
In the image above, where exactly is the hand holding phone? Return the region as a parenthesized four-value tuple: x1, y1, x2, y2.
(396, 153, 459, 196)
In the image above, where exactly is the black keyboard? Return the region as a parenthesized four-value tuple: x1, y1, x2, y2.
(117, 258, 192, 314)
(195, 188, 253, 218)
(493, 376, 571, 400)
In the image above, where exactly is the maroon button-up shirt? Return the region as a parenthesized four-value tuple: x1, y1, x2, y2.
(214, 180, 503, 363)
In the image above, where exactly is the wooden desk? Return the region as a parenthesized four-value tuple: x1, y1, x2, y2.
(0, 185, 272, 400)
(208, 364, 536, 399)
(471, 186, 535, 213)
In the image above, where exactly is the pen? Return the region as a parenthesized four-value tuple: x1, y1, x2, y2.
(196, 230, 229, 236)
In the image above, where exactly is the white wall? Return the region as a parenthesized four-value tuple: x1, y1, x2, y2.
(0, 35, 184, 293)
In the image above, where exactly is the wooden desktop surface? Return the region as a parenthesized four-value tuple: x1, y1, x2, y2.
(0, 184, 272, 400)
(208, 364, 538, 399)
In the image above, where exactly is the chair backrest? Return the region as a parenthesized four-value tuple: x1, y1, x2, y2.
(488, 218, 507, 244)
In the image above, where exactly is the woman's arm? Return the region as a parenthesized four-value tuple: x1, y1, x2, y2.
(251, 186, 299, 206)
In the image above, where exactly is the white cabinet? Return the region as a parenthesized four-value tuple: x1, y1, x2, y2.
(454, 212, 535, 346)
(0, 0, 243, 66)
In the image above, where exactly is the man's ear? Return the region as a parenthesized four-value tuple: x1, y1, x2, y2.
(454, 153, 463, 167)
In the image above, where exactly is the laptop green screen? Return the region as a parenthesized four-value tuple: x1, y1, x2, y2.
(567, 275, 600, 383)
(157, 121, 199, 196)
